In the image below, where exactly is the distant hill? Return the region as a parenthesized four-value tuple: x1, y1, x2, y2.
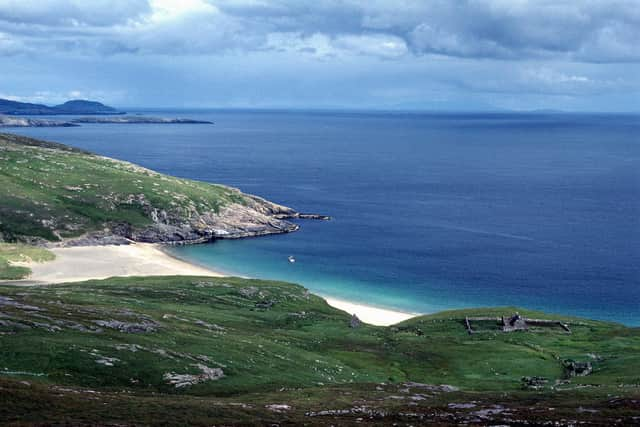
(0, 98, 123, 115)
(53, 100, 121, 114)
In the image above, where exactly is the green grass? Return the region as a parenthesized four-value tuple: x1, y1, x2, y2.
(0, 243, 54, 279)
(0, 276, 638, 424)
(1, 131, 638, 424)
(0, 133, 246, 242)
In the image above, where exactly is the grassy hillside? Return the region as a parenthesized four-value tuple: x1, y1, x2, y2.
(0, 276, 638, 425)
(0, 133, 279, 243)
(0, 243, 54, 279)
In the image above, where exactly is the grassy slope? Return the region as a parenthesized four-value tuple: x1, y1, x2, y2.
(0, 243, 54, 279)
(0, 276, 638, 424)
(0, 133, 245, 242)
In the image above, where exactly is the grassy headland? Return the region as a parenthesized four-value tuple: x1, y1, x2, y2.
(0, 133, 302, 244)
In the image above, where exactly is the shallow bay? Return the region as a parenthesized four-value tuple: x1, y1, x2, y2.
(13, 110, 640, 324)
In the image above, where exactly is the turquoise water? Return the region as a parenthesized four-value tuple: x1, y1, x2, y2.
(166, 231, 452, 314)
(13, 110, 640, 324)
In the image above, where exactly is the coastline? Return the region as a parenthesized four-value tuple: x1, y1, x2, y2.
(321, 295, 418, 325)
(23, 243, 224, 283)
(14, 243, 420, 326)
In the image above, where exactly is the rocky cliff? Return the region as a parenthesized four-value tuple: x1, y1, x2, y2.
(89, 192, 308, 246)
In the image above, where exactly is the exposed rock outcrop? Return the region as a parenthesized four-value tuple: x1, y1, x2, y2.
(563, 360, 593, 377)
(0, 116, 78, 128)
(59, 191, 327, 246)
(163, 364, 225, 388)
(94, 319, 158, 333)
(350, 314, 362, 328)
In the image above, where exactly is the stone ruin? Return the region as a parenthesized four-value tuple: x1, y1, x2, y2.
(502, 312, 527, 332)
(464, 313, 572, 334)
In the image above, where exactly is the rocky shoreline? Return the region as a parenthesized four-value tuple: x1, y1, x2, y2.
(0, 116, 79, 127)
(56, 193, 329, 247)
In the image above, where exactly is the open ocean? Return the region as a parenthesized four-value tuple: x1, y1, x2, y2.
(12, 110, 640, 325)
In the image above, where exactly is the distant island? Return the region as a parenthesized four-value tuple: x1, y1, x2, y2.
(0, 115, 212, 127)
(0, 98, 123, 115)
(71, 116, 213, 124)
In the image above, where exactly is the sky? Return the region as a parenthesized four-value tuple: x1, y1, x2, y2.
(0, 0, 639, 111)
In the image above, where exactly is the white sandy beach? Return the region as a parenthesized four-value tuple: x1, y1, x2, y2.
(18, 243, 419, 326)
(25, 243, 224, 283)
(322, 296, 417, 325)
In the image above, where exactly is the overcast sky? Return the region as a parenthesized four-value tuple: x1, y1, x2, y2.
(1, 0, 639, 111)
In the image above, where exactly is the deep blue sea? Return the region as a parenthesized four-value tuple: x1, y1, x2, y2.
(12, 110, 640, 325)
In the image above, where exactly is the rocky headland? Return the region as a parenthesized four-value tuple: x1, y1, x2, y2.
(0, 133, 328, 247)
(66, 193, 326, 247)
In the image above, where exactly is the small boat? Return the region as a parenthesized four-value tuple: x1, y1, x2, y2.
(288, 256, 296, 263)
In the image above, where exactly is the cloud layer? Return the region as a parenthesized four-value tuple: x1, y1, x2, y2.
(0, 0, 638, 61)
(0, 0, 638, 110)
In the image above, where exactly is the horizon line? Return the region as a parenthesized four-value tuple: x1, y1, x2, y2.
(119, 106, 640, 115)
